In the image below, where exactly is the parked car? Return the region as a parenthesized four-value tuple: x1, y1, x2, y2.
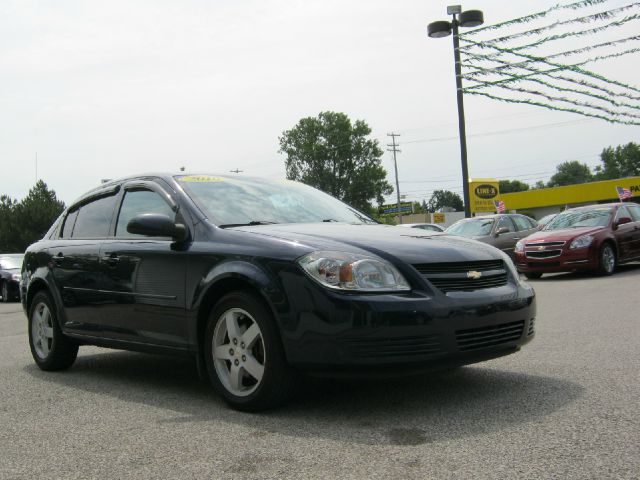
(536, 213, 558, 230)
(445, 214, 539, 259)
(515, 202, 640, 279)
(0, 254, 24, 302)
(22, 173, 536, 411)
(397, 223, 444, 232)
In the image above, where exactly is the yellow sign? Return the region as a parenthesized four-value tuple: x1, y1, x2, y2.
(179, 175, 224, 182)
(433, 212, 445, 223)
(469, 179, 500, 214)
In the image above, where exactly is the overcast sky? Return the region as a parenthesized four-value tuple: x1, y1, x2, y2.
(1, 0, 638, 206)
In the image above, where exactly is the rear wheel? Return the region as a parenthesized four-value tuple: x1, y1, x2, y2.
(204, 291, 295, 411)
(28, 291, 79, 370)
(597, 243, 616, 276)
(524, 272, 543, 280)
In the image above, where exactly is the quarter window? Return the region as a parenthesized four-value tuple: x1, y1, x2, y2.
(72, 195, 118, 238)
(115, 189, 175, 238)
(61, 210, 79, 238)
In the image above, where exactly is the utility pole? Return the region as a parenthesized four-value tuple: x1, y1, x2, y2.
(387, 133, 402, 224)
(229, 169, 243, 174)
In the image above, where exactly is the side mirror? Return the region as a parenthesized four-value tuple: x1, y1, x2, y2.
(495, 226, 509, 236)
(615, 216, 632, 228)
(127, 214, 188, 241)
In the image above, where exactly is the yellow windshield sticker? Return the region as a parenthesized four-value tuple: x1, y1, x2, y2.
(180, 175, 224, 183)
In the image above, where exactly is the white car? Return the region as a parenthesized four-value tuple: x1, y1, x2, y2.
(397, 223, 444, 232)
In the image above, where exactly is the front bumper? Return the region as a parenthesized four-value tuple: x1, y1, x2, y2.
(278, 276, 536, 374)
(515, 246, 598, 273)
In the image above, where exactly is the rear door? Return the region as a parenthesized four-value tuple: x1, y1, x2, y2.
(97, 181, 189, 348)
(625, 204, 640, 258)
(50, 191, 119, 335)
(614, 205, 640, 260)
(513, 215, 538, 242)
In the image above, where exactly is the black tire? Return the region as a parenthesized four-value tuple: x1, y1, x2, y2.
(597, 243, 616, 276)
(28, 291, 79, 371)
(204, 291, 295, 411)
(524, 272, 543, 280)
(1, 282, 8, 303)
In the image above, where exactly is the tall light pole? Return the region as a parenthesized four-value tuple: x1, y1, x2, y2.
(428, 6, 484, 218)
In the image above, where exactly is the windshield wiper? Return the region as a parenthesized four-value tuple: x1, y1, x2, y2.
(218, 221, 278, 228)
(322, 218, 339, 222)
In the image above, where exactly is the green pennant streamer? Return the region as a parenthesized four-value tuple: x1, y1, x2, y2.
(464, 79, 640, 121)
(460, 0, 609, 37)
(462, 14, 640, 56)
(462, 38, 640, 95)
(460, 3, 639, 46)
(464, 61, 640, 111)
(463, 90, 640, 125)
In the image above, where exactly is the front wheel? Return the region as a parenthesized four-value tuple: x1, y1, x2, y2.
(204, 291, 295, 411)
(597, 243, 616, 276)
(28, 291, 79, 370)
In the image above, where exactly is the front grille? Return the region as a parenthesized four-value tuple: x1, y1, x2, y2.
(413, 260, 503, 275)
(525, 250, 562, 258)
(456, 320, 525, 352)
(525, 241, 565, 247)
(428, 273, 508, 292)
(342, 334, 443, 359)
(414, 260, 508, 293)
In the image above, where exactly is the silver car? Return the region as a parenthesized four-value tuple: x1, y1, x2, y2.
(445, 214, 538, 258)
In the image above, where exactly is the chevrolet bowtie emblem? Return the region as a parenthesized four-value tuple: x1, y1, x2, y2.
(467, 270, 482, 280)
(537, 246, 545, 251)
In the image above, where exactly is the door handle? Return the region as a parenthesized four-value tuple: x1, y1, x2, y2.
(53, 253, 64, 266)
(102, 254, 119, 267)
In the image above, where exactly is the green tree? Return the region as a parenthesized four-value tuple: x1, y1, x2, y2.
(279, 111, 393, 212)
(547, 161, 593, 187)
(0, 181, 65, 252)
(498, 179, 530, 193)
(594, 142, 640, 179)
(532, 180, 546, 190)
(0, 195, 20, 252)
(425, 190, 464, 213)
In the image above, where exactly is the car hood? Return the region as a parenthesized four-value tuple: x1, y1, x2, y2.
(524, 226, 605, 243)
(230, 223, 504, 264)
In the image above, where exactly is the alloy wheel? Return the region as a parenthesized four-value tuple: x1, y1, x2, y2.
(31, 302, 54, 359)
(212, 308, 266, 397)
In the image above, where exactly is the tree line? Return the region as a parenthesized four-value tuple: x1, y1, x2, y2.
(0, 181, 65, 252)
(279, 110, 639, 214)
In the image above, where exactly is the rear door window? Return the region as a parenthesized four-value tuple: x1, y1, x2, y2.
(512, 215, 533, 231)
(72, 195, 118, 238)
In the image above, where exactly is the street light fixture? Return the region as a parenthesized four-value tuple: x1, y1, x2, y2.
(428, 6, 484, 218)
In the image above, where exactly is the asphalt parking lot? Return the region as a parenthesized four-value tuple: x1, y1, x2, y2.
(1, 266, 639, 480)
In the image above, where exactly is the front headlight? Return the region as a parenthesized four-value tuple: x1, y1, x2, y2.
(298, 251, 410, 292)
(570, 234, 594, 249)
(11, 273, 21, 282)
(515, 241, 524, 253)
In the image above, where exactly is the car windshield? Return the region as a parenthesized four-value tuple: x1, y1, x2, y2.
(175, 175, 376, 226)
(538, 214, 556, 225)
(0, 255, 24, 269)
(544, 207, 613, 230)
(445, 218, 494, 237)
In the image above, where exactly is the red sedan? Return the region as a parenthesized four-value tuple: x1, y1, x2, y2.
(515, 203, 640, 279)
